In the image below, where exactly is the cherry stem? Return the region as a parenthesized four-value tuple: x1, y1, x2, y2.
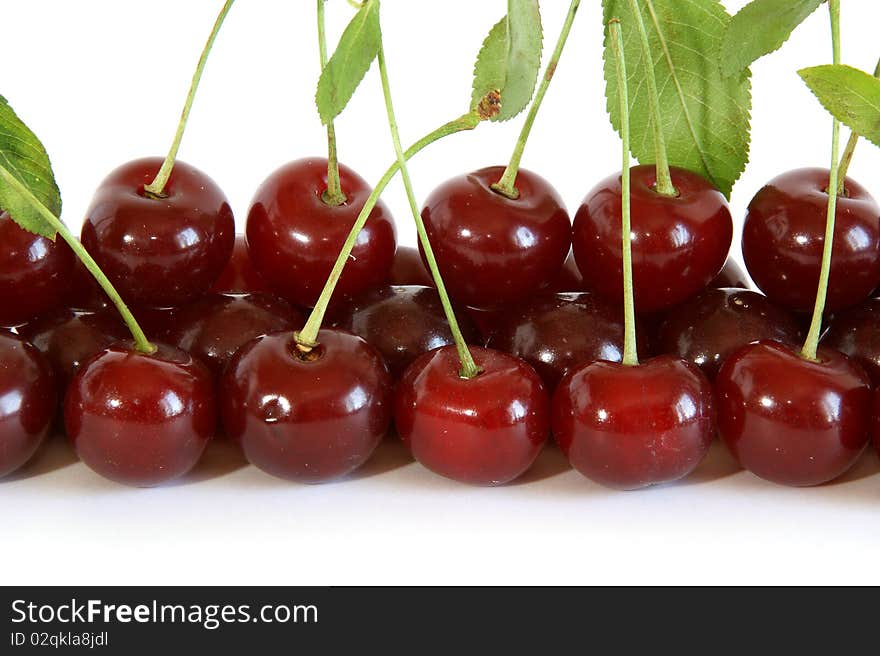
(318, 0, 347, 206)
(609, 20, 638, 367)
(802, 0, 842, 362)
(836, 56, 880, 186)
(626, 0, 676, 197)
(143, 0, 235, 199)
(0, 167, 154, 354)
(491, 0, 581, 200)
(295, 111, 484, 350)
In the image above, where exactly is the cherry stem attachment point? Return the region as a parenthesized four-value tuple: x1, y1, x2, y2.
(836, 55, 880, 186)
(802, 0, 842, 362)
(492, 0, 581, 200)
(318, 0, 347, 206)
(143, 0, 235, 199)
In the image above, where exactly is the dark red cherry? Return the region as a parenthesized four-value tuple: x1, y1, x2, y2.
(68, 257, 111, 311)
(64, 342, 216, 486)
(710, 259, 750, 290)
(336, 286, 479, 378)
(420, 166, 571, 309)
(742, 168, 880, 313)
(395, 346, 549, 485)
(0, 331, 56, 478)
(488, 292, 632, 391)
(552, 356, 715, 490)
(0, 211, 75, 325)
(81, 157, 235, 308)
(388, 245, 434, 287)
(656, 288, 802, 380)
(211, 234, 272, 294)
(465, 305, 506, 344)
(246, 158, 396, 308)
(160, 292, 305, 379)
(716, 341, 871, 486)
(572, 165, 733, 313)
(822, 298, 880, 386)
(550, 251, 584, 293)
(222, 329, 392, 482)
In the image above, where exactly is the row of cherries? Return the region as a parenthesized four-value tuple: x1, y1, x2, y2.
(1, 153, 879, 489)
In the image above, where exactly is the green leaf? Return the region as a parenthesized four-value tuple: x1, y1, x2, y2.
(720, 0, 824, 78)
(799, 64, 880, 147)
(315, 0, 381, 125)
(0, 94, 61, 238)
(602, 0, 752, 198)
(471, 0, 543, 122)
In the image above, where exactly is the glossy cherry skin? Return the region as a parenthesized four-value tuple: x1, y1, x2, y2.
(742, 168, 880, 313)
(488, 292, 631, 391)
(552, 356, 714, 490)
(395, 346, 550, 485)
(0, 331, 56, 478)
(64, 342, 216, 487)
(710, 259, 750, 290)
(388, 245, 434, 287)
(0, 212, 75, 325)
(211, 234, 273, 294)
(656, 288, 802, 380)
(81, 157, 235, 308)
(822, 298, 880, 386)
(716, 341, 871, 486)
(246, 158, 397, 308)
(68, 257, 111, 311)
(420, 166, 571, 309)
(336, 286, 480, 378)
(222, 329, 392, 483)
(572, 165, 733, 313)
(550, 251, 584, 293)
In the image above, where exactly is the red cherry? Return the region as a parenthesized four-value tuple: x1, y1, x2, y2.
(246, 158, 397, 308)
(552, 356, 715, 490)
(572, 165, 733, 313)
(388, 245, 434, 287)
(0, 212, 75, 325)
(64, 342, 216, 486)
(0, 331, 56, 478)
(656, 288, 802, 380)
(550, 251, 584, 293)
(465, 305, 506, 344)
(488, 292, 632, 391)
(822, 298, 880, 386)
(68, 257, 111, 312)
(160, 292, 305, 379)
(394, 346, 550, 485)
(716, 341, 871, 486)
(336, 286, 480, 378)
(81, 157, 235, 308)
(211, 234, 273, 294)
(221, 329, 392, 482)
(420, 166, 571, 308)
(710, 259, 750, 290)
(742, 168, 880, 313)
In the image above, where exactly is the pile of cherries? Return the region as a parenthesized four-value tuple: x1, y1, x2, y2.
(1, 151, 879, 490)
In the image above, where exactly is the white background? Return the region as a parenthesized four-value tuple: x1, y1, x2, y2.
(2, 1, 880, 585)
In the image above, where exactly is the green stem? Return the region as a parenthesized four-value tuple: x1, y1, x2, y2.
(802, 0, 842, 361)
(143, 0, 235, 198)
(491, 0, 581, 200)
(609, 20, 638, 367)
(0, 167, 154, 354)
(626, 0, 676, 197)
(318, 0, 347, 206)
(836, 56, 880, 186)
(295, 111, 483, 349)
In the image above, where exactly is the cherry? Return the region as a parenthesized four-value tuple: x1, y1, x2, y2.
(221, 329, 392, 483)
(68, 257, 111, 311)
(716, 341, 871, 486)
(0, 211, 75, 325)
(388, 245, 434, 287)
(465, 306, 506, 344)
(656, 288, 802, 380)
(335, 286, 480, 378)
(64, 342, 215, 486)
(0, 331, 56, 478)
(552, 356, 714, 490)
(81, 157, 235, 308)
(572, 165, 733, 313)
(211, 234, 272, 294)
(710, 259, 750, 290)
(420, 166, 571, 309)
(246, 158, 397, 308)
(488, 292, 632, 391)
(550, 251, 584, 293)
(160, 292, 305, 379)
(822, 298, 880, 386)
(395, 346, 549, 485)
(742, 168, 880, 313)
